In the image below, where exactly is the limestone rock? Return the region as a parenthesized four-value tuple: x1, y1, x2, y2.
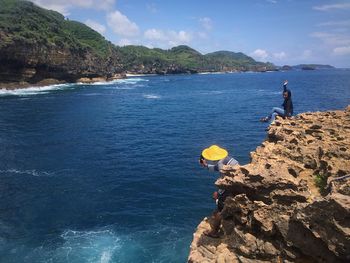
(188, 107, 350, 263)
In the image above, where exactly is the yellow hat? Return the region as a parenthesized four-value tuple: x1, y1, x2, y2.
(202, 145, 228, 161)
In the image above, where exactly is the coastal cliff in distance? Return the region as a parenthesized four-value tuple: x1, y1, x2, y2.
(0, 0, 124, 88)
(189, 106, 350, 263)
(0, 0, 275, 88)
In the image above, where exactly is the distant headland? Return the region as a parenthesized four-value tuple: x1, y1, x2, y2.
(0, 0, 334, 89)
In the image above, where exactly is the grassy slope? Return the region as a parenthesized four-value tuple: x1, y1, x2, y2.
(0, 0, 113, 58)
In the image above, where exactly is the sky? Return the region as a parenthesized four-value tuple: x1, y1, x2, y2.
(32, 0, 350, 68)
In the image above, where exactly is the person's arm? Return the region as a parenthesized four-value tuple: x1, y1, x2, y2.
(200, 158, 218, 171)
(207, 163, 218, 172)
(283, 80, 288, 92)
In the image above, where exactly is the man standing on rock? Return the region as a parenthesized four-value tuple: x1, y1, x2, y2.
(199, 145, 239, 238)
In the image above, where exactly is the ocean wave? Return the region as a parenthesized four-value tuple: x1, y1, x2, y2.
(143, 94, 161, 99)
(0, 78, 149, 97)
(0, 169, 54, 177)
(76, 78, 149, 86)
(117, 78, 149, 84)
(117, 84, 147, 90)
(200, 90, 225, 95)
(59, 229, 121, 263)
(99, 78, 149, 90)
(17, 228, 121, 263)
(0, 83, 76, 97)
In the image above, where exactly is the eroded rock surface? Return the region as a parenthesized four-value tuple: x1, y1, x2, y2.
(189, 106, 350, 263)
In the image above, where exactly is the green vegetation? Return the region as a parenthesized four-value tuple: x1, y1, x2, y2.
(0, 0, 113, 58)
(314, 174, 329, 196)
(0, 0, 277, 82)
(118, 45, 275, 73)
(291, 64, 334, 70)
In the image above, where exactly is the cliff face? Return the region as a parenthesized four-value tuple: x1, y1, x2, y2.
(0, 0, 124, 88)
(0, 1, 277, 88)
(189, 107, 350, 263)
(0, 41, 123, 87)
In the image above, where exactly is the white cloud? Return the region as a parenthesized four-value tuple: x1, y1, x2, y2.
(333, 46, 350, 55)
(118, 39, 133, 46)
(85, 19, 106, 35)
(33, 0, 71, 15)
(107, 11, 140, 37)
(266, 0, 277, 4)
(144, 29, 192, 47)
(318, 20, 350, 27)
(313, 3, 350, 11)
(311, 31, 350, 46)
(144, 29, 167, 41)
(33, 0, 115, 15)
(273, 51, 287, 60)
(250, 49, 269, 61)
(199, 17, 213, 31)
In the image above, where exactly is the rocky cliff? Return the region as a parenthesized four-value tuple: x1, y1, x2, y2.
(188, 106, 350, 263)
(0, 0, 124, 89)
(0, 40, 124, 88)
(0, 1, 276, 89)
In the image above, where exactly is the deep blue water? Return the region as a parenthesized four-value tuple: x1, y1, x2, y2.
(0, 70, 349, 263)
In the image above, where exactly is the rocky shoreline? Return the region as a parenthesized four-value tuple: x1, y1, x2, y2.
(0, 70, 266, 90)
(188, 106, 350, 263)
(0, 73, 126, 90)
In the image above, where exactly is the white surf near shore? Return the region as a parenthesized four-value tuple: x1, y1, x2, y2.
(0, 83, 75, 96)
(0, 78, 149, 96)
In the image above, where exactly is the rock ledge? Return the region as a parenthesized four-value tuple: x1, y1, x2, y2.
(188, 106, 350, 263)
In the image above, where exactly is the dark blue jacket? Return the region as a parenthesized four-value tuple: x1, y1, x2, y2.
(283, 84, 293, 116)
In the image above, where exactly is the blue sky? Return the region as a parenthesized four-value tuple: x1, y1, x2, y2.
(33, 0, 350, 67)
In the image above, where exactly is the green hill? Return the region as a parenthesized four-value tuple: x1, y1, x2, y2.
(0, 0, 121, 86)
(0, 0, 276, 87)
(0, 0, 113, 57)
(118, 45, 275, 74)
(205, 51, 275, 71)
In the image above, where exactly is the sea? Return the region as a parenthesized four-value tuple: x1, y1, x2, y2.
(0, 69, 349, 263)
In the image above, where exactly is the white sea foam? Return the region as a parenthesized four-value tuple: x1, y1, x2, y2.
(59, 229, 121, 263)
(0, 169, 54, 177)
(0, 83, 74, 97)
(198, 72, 211, 75)
(77, 78, 144, 86)
(99, 78, 149, 90)
(117, 78, 149, 84)
(0, 78, 149, 96)
(21, 228, 121, 263)
(143, 94, 161, 99)
(201, 90, 225, 95)
(126, 73, 156, 77)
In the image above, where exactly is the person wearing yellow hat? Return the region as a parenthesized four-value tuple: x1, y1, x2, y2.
(199, 145, 239, 238)
(199, 145, 238, 172)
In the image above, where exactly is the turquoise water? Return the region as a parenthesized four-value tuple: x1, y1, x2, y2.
(0, 70, 349, 262)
